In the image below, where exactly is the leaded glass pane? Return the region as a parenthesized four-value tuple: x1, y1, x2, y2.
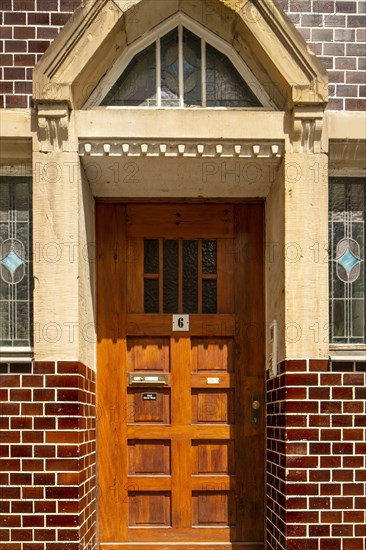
(202, 240, 217, 274)
(0, 185, 9, 221)
(101, 43, 157, 106)
(329, 178, 365, 344)
(202, 279, 217, 313)
(183, 240, 198, 313)
(0, 177, 32, 348)
(332, 300, 345, 338)
(0, 223, 9, 242)
(351, 184, 364, 221)
(163, 240, 179, 313)
(16, 301, 30, 344)
(144, 239, 159, 274)
(332, 263, 344, 298)
(161, 28, 180, 107)
(206, 43, 261, 107)
(331, 183, 346, 221)
(0, 276, 8, 300)
(0, 301, 9, 341)
(17, 223, 29, 257)
(144, 279, 159, 313)
(101, 26, 263, 108)
(15, 182, 29, 221)
(352, 264, 364, 298)
(352, 300, 364, 338)
(183, 28, 201, 107)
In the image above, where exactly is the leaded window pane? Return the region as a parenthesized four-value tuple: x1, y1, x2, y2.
(101, 26, 262, 108)
(0, 177, 32, 347)
(102, 43, 157, 106)
(206, 43, 261, 107)
(183, 28, 202, 107)
(329, 178, 365, 344)
(161, 28, 180, 107)
(183, 240, 198, 313)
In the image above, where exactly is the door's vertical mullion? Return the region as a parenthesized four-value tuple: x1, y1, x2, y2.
(217, 239, 235, 313)
(178, 239, 183, 313)
(159, 239, 164, 313)
(198, 240, 203, 313)
(170, 336, 192, 530)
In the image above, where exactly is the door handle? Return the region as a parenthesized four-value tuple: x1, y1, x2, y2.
(251, 394, 260, 426)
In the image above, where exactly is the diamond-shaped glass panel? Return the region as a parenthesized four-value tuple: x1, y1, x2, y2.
(336, 247, 360, 274)
(1, 249, 24, 275)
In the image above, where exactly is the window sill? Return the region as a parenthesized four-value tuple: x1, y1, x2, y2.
(330, 345, 366, 361)
(0, 347, 34, 363)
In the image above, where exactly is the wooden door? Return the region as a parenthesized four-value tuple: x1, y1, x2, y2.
(97, 203, 264, 550)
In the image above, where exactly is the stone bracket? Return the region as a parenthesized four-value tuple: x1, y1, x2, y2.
(290, 106, 325, 154)
(36, 103, 69, 152)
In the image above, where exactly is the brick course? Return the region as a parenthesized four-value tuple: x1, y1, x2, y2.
(0, 0, 365, 109)
(266, 359, 366, 550)
(0, 361, 96, 550)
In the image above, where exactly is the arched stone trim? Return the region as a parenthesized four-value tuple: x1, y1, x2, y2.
(33, 0, 328, 111)
(84, 13, 275, 109)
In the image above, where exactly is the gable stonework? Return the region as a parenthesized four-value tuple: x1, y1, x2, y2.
(0, 0, 365, 109)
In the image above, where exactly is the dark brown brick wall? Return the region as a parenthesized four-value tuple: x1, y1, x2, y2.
(266, 359, 366, 550)
(0, 0, 365, 109)
(0, 361, 96, 550)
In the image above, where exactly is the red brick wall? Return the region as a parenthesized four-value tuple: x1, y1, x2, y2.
(0, 0, 82, 108)
(0, 0, 365, 109)
(267, 359, 366, 550)
(0, 361, 96, 550)
(1, 359, 365, 548)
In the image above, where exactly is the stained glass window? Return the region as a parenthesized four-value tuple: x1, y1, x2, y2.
(101, 26, 262, 108)
(0, 177, 32, 348)
(101, 43, 157, 106)
(329, 178, 365, 344)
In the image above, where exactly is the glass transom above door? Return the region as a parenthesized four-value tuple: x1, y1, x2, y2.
(100, 25, 263, 108)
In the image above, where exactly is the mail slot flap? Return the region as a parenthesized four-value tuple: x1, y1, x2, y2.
(128, 372, 169, 386)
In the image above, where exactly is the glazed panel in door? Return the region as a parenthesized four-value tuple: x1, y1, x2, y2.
(97, 204, 264, 550)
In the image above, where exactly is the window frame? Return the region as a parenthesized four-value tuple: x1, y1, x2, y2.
(329, 176, 366, 348)
(84, 13, 275, 110)
(0, 173, 33, 362)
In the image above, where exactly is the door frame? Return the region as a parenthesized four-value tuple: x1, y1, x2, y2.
(95, 200, 266, 548)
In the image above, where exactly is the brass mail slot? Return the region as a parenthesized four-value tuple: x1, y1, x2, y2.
(128, 372, 169, 386)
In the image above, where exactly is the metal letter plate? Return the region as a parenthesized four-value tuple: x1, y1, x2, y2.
(172, 314, 189, 332)
(128, 372, 169, 386)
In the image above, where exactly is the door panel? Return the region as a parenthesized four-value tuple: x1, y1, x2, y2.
(97, 203, 264, 549)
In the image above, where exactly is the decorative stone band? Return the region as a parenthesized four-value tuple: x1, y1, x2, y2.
(78, 140, 284, 159)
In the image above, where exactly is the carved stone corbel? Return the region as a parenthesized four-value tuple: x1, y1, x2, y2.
(290, 106, 324, 154)
(36, 103, 69, 152)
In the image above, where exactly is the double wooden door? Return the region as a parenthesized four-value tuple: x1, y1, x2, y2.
(97, 203, 264, 549)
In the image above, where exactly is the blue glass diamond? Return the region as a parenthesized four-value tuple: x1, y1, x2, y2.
(336, 247, 360, 274)
(1, 249, 24, 275)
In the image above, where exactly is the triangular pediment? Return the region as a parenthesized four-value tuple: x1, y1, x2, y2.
(33, 0, 328, 110)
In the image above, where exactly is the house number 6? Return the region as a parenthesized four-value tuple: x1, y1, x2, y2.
(172, 314, 190, 332)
